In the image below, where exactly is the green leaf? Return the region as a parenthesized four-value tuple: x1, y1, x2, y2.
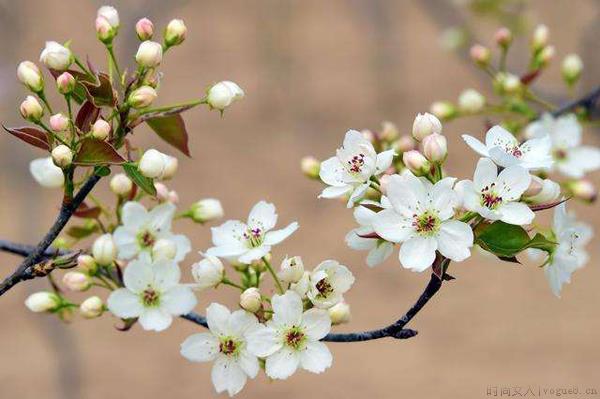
(73, 138, 126, 166)
(94, 165, 111, 177)
(145, 114, 191, 157)
(2, 125, 50, 150)
(66, 223, 98, 239)
(82, 73, 116, 107)
(524, 233, 557, 253)
(475, 221, 531, 258)
(122, 162, 156, 196)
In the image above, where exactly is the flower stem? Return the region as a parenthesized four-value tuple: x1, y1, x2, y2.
(221, 277, 244, 291)
(139, 99, 207, 115)
(106, 44, 122, 84)
(38, 91, 54, 114)
(262, 256, 284, 294)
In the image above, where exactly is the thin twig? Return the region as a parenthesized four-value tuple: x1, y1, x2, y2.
(551, 85, 600, 117)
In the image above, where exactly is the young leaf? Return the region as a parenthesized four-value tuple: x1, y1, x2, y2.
(122, 162, 156, 196)
(73, 138, 126, 166)
(75, 101, 100, 134)
(475, 221, 531, 258)
(2, 125, 49, 150)
(66, 223, 99, 239)
(50, 69, 96, 104)
(73, 203, 102, 219)
(145, 114, 191, 157)
(524, 233, 557, 253)
(94, 165, 111, 177)
(82, 73, 116, 107)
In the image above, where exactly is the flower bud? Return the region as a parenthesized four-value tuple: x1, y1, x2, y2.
(139, 148, 166, 178)
(91, 119, 111, 140)
(569, 179, 597, 203)
(56, 72, 76, 94)
(164, 19, 187, 47)
(501, 73, 521, 94)
(206, 81, 245, 111)
(97, 6, 119, 29)
(191, 255, 224, 291)
(152, 238, 177, 260)
(394, 135, 416, 153)
(429, 101, 456, 120)
(470, 44, 491, 66)
(62, 271, 91, 291)
(25, 291, 60, 312)
(458, 89, 485, 113)
(422, 133, 447, 163)
(190, 198, 224, 223)
(494, 27, 512, 48)
(128, 85, 157, 108)
(240, 287, 262, 313)
(49, 113, 69, 131)
(110, 173, 133, 196)
(160, 155, 178, 180)
(403, 150, 430, 175)
(328, 301, 351, 325)
(301, 156, 320, 179)
(135, 40, 163, 68)
(30, 157, 64, 188)
(379, 174, 391, 194)
(412, 112, 442, 141)
(80, 296, 104, 319)
(168, 190, 179, 204)
(561, 54, 583, 86)
(278, 256, 304, 284)
(380, 121, 399, 142)
(51, 145, 73, 168)
(39, 41, 73, 71)
(77, 254, 97, 274)
(536, 45, 555, 68)
(95, 16, 116, 44)
(92, 233, 116, 265)
(523, 175, 544, 197)
(361, 129, 376, 143)
(525, 177, 560, 204)
(154, 182, 170, 201)
(17, 61, 44, 92)
(136, 18, 154, 41)
(532, 24, 549, 51)
(19, 95, 43, 122)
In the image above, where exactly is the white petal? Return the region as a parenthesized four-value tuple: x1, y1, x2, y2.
(560, 146, 600, 178)
(212, 356, 247, 396)
(301, 308, 331, 340)
(265, 348, 300, 380)
(120, 201, 149, 230)
(353, 205, 376, 226)
(489, 146, 520, 168)
(496, 165, 531, 200)
(237, 245, 271, 264)
(207, 303, 232, 336)
(206, 244, 248, 258)
(161, 286, 197, 315)
(247, 201, 277, 231)
(366, 242, 394, 267)
(180, 332, 220, 362)
(461, 134, 490, 157)
(30, 157, 64, 188)
(263, 222, 299, 245)
(429, 182, 458, 220)
(319, 184, 353, 199)
(238, 350, 260, 379)
(211, 220, 247, 247)
(399, 236, 437, 272)
(372, 208, 414, 243)
(107, 288, 143, 318)
(326, 263, 355, 293)
(485, 125, 518, 149)
(152, 260, 181, 291)
(228, 309, 258, 337)
(138, 308, 173, 331)
(375, 149, 395, 173)
(345, 228, 376, 251)
(123, 258, 154, 293)
(161, 233, 191, 262)
(246, 324, 281, 357)
(498, 202, 535, 225)
(386, 173, 426, 216)
(473, 158, 498, 191)
(347, 183, 370, 207)
(437, 220, 473, 262)
(147, 202, 176, 233)
(271, 291, 303, 327)
(319, 157, 351, 187)
(299, 341, 332, 374)
(113, 227, 139, 260)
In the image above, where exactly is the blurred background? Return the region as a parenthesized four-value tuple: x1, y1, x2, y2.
(0, 0, 599, 398)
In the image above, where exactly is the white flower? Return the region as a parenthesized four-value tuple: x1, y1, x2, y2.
(373, 173, 474, 272)
(462, 125, 553, 170)
(206, 201, 298, 264)
(319, 130, 395, 207)
(345, 199, 394, 267)
(113, 201, 191, 262)
(206, 81, 244, 111)
(180, 303, 260, 397)
(107, 257, 196, 331)
(530, 203, 592, 297)
(246, 291, 332, 380)
(328, 301, 351, 325)
(39, 41, 73, 71)
(191, 254, 225, 291)
(456, 158, 534, 225)
(30, 157, 64, 188)
(525, 113, 600, 178)
(307, 260, 355, 309)
(278, 256, 304, 283)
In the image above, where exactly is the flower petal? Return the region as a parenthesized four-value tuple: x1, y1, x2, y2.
(113, 227, 139, 260)
(496, 165, 531, 200)
(301, 308, 331, 340)
(228, 309, 258, 337)
(319, 156, 349, 187)
(107, 288, 143, 319)
(138, 308, 173, 331)
(238, 350, 260, 379)
(211, 220, 247, 248)
(372, 208, 413, 243)
(299, 341, 333, 374)
(121, 201, 149, 230)
(265, 348, 300, 380)
(473, 158, 498, 191)
(211, 356, 247, 396)
(318, 184, 353, 199)
(247, 201, 278, 231)
(263, 222, 299, 245)
(152, 260, 181, 291)
(366, 242, 394, 267)
(461, 134, 490, 157)
(237, 245, 271, 264)
(147, 202, 176, 233)
(246, 324, 281, 357)
(271, 291, 303, 327)
(498, 202, 535, 225)
(180, 332, 220, 362)
(123, 258, 154, 293)
(485, 125, 518, 149)
(375, 149, 395, 173)
(161, 285, 197, 315)
(437, 220, 473, 262)
(399, 236, 437, 272)
(206, 302, 232, 337)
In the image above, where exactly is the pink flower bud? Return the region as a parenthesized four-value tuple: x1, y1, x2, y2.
(167, 190, 179, 204)
(56, 72, 76, 94)
(403, 150, 430, 175)
(128, 85, 157, 108)
(240, 287, 262, 313)
(91, 119, 111, 140)
(154, 182, 170, 201)
(422, 133, 448, 163)
(470, 44, 491, 66)
(49, 113, 69, 131)
(97, 6, 119, 28)
(394, 135, 416, 153)
(136, 18, 154, 41)
(39, 41, 73, 71)
(77, 254, 97, 273)
(19, 95, 43, 121)
(412, 112, 442, 141)
(494, 27, 512, 48)
(62, 271, 91, 291)
(164, 19, 187, 47)
(95, 16, 115, 43)
(17, 61, 44, 92)
(380, 121, 399, 142)
(570, 179, 597, 203)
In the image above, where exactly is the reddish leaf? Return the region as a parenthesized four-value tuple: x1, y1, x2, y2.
(529, 197, 570, 212)
(145, 114, 191, 157)
(520, 69, 541, 85)
(74, 203, 102, 219)
(49, 69, 97, 104)
(74, 138, 126, 166)
(2, 125, 49, 150)
(75, 101, 100, 134)
(357, 231, 381, 239)
(82, 73, 116, 107)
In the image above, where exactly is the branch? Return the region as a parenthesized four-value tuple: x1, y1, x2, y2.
(552, 85, 600, 117)
(0, 174, 101, 296)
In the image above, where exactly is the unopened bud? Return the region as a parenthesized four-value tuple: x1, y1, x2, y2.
(62, 271, 91, 291)
(91, 119, 111, 140)
(403, 150, 430, 175)
(206, 81, 244, 111)
(394, 135, 416, 153)
(168, 190, 179, 204)
(278, 256, 304, 283)
(25, 291, 60, 312)
(136, 18, 154, 41)
(154, 182, 170, 201)
(470, 44, 491, 66)
(380, 121, 399, 142)
(429, 101, 456, 120)
(97, 6, 119, 29)
(569, 179, 597, 203)
(128, 85, 157, 108)
(500, 73, 521, 94)
(561, 54, 583, 86)
(422, 133, 448, 163)
(49, 113, 69, 131)
(412, 112, 442, 141)
(160, 155, 178, 180)
(536, 45, 555, 68)
(51, 145, 73, 168)
(92, 233, 116, 265)
(523, 175, 544, 197)
(458, 89, 485, 113)
(110, 173, 133, 196)
(152, 238, 177, 260)
(95, 16, 116, 44)
(240, 287, 262, 313)
(532, 24, 549, 51)
(135, 40, 163, 68)
(20, 95, 43, 122)
(190, 198, 224, 223)
(328, 301, 351, 325)
(525, 177, 560, 204)
(40, 41, 73, 71)
(80, 296, 104, 318)
(17, 61, 44, 92)
(361, 129, 376, 143)
(56, 72, 76, 95)
(191, 255, 224, 291)
(494, 27, 512, 48)
(77, 254, 97, 274)
(301, 156, 320, 179)
(139, 149, 166, 178)
(164, 19, 187, 47)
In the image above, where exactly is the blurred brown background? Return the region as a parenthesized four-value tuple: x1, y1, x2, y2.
(0, 0, 599, 398)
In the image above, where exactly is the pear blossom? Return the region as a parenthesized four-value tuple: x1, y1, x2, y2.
(39, 41, 73, 71)
(246, 291, 332, 380)
(107, 257, 196, 331)
(30, 157, 64, 188)
(191, 254, 224, 291)
(206, 201, 298, 264)
(372, 172, 474, 272)
(462, 125, 553, 170)
(525, 113, 600, 178)
(180, 303, 260, 396)
(345, 198, 394, 267)
(307, 260, 355, 309)
(319, 130, 395, 207)
(112, 201, 191, 262)
(456, 158, 534, 225)
(529, 203, 592, 297)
